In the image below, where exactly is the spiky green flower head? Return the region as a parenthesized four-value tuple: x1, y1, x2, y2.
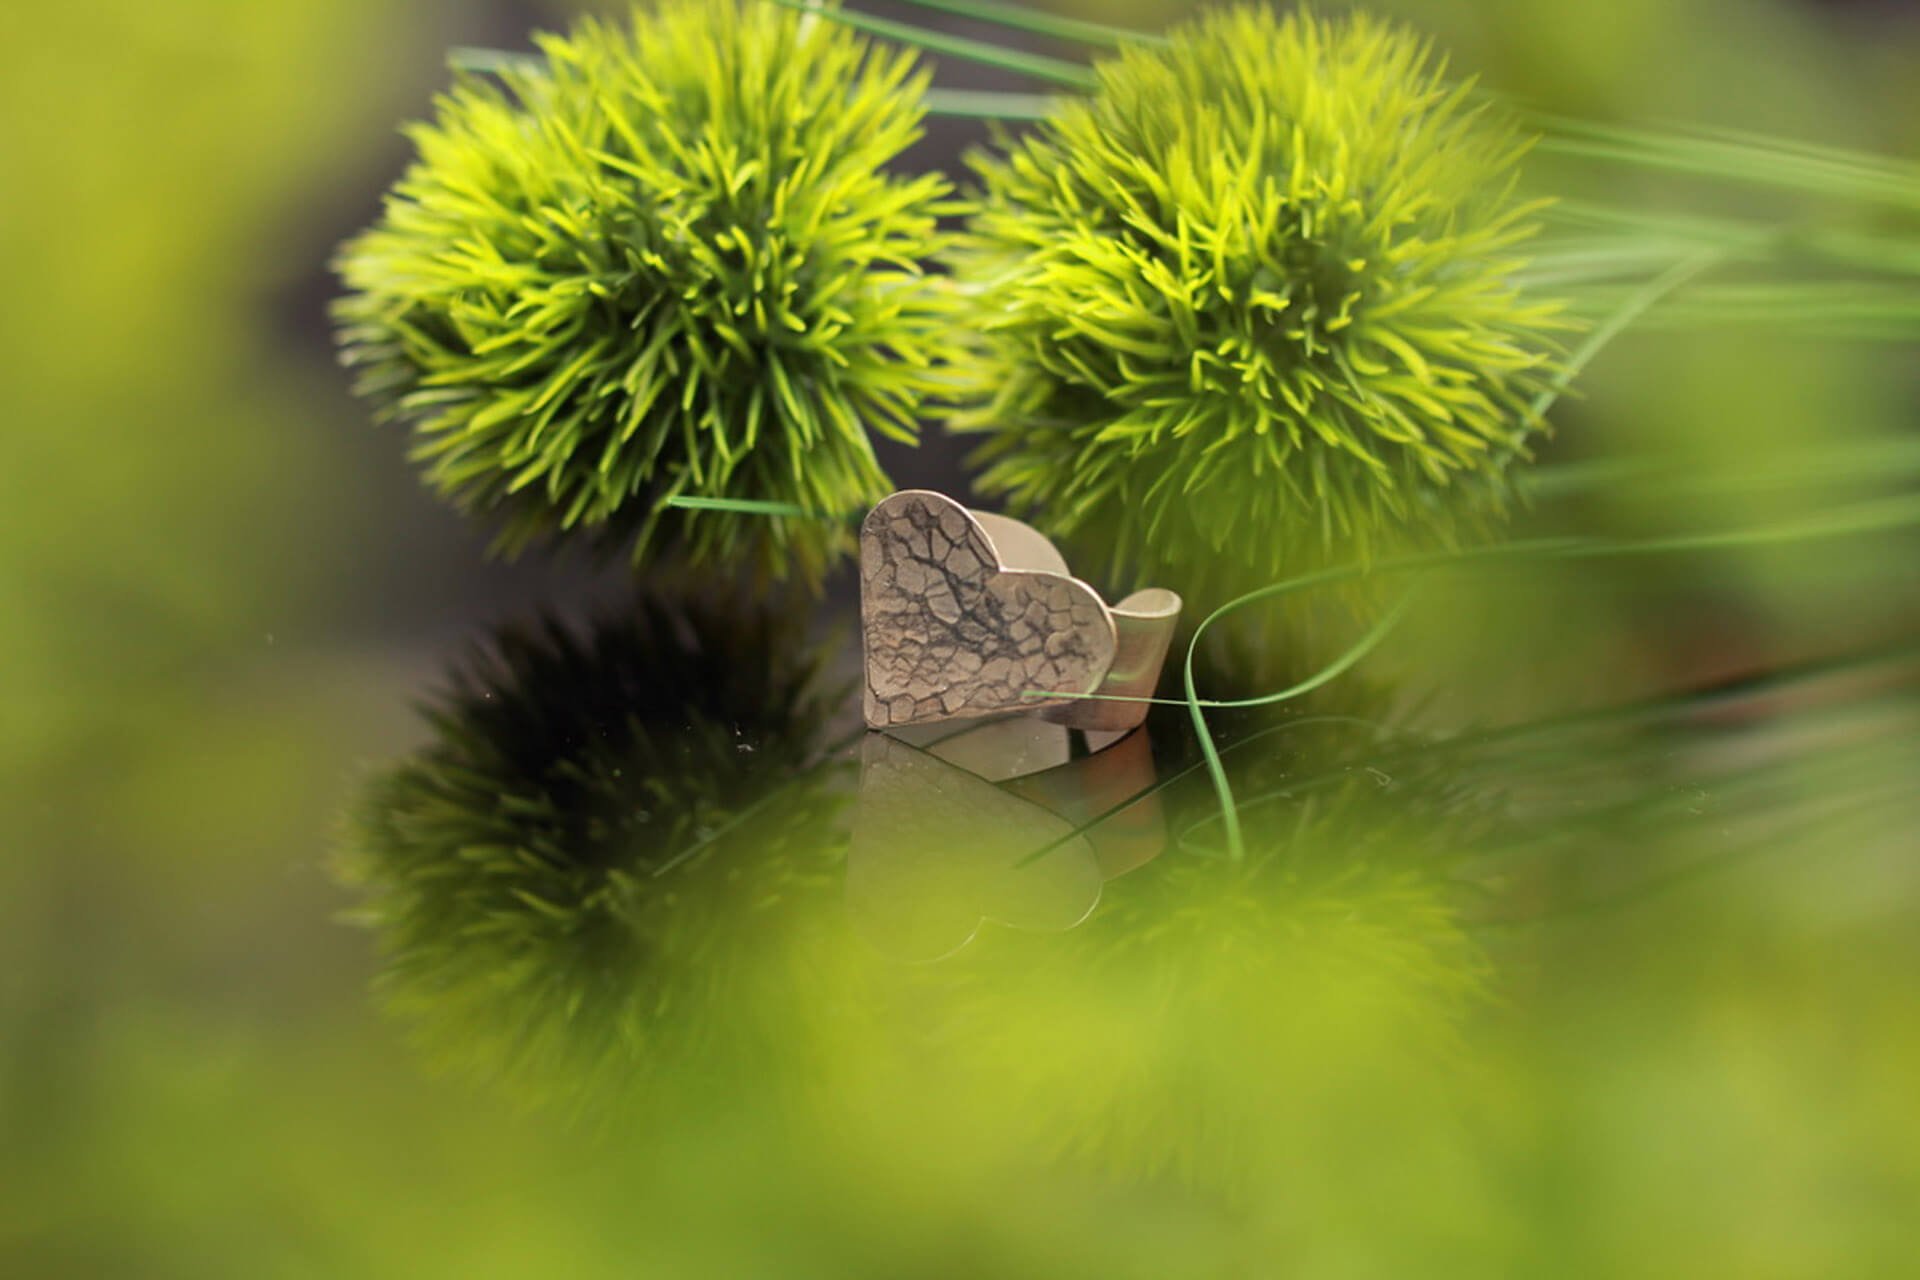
(334, 597, 853, 1110)
(956, 6, 1570, 603)
(333, 1, 961, 586)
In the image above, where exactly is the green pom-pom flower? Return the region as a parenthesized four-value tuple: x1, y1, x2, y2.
(333, 1, 960, 585)
(956, 7, 1570, 599)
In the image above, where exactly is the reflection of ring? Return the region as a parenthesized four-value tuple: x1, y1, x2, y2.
(860, 490, 1182, 733)
(848, 717, 1167, 961)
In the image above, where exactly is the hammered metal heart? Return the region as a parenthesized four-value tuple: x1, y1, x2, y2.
(860, 491, 1117, 729)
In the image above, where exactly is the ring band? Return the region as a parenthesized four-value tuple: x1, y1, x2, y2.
(860, 490, 1182, 732)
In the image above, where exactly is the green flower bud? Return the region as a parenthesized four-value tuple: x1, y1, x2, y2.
(955, 7, 1571, 605)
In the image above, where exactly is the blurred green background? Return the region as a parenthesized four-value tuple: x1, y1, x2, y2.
(3, 1, 1917, 1275)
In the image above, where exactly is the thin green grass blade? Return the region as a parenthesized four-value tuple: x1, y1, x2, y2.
(1529, 111, 1920, 209)
(1571, 282, 1920, 340)
(1678, 117, 1920, 179)
(665, 495, 841, 519)
(1194, 649, 1920, 864)
(1190, 644, 1912, 855)
(447, 46, 539, 75)
(1043, 637, 1919, 868)
(1180, 488, 1920, 862)
(1527, 247, 1724, 423)
(1542, 204, 1920, 281)
(771, 0, 1096, 88)
(1542, 202, 1778, 251)
(895, 0, 1160, 48)
(924, 88, 1058, 120)
(1520, 236, 1731, 287)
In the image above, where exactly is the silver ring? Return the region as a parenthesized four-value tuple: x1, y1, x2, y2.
(860, 490, 1182, 733)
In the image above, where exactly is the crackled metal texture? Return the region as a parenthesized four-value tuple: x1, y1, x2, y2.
(861, 491, 1116, 729)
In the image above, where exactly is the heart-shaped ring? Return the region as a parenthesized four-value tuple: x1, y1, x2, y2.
(859, 490, 1181, 733)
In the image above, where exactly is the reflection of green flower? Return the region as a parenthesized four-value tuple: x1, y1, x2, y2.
(957, 8, 1570, 599)
(334, 598, 850, 1106)
(333, 0, 960, 586)
(887, 719, 1494, 1203)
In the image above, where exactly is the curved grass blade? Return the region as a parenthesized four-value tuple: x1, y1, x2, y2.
(1182, 639, 1920, 854)
(1024, 590, 1415, 712)
(1181, 490, 1920, 861)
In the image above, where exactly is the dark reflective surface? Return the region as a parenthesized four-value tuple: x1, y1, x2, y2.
(334, 590, 1920, 1223)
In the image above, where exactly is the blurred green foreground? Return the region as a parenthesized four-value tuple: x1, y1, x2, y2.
(4, 1, 1918, 1276)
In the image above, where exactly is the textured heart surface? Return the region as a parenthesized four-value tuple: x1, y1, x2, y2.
(861, 491, 1117, 728)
